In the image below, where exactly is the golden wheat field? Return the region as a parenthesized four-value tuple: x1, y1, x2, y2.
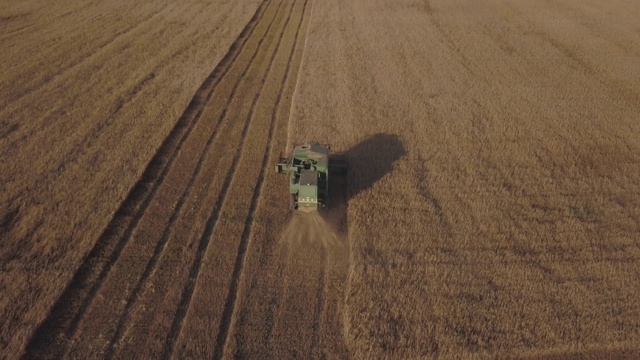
(1, 0, 640, 359)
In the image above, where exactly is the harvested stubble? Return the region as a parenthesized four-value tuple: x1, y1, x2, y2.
(0, 0, 261, 357)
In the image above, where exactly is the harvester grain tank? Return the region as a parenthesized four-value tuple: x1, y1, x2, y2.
(275, 144, 345, 213)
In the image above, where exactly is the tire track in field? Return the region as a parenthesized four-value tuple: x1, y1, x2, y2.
(105, 0, 290, 357)
(264, 244, 292, 351)
(67, 3, 282, 358)
(213, 3, 308, 356)
(58, 0, 287, 357)
(219, 0, 332, 356)
(268, 223, 327, 358)
(416, 6, 476, 77)
(540, 0, 640, 58)
(163, 1, 305, 358)
(311, 246, 328, 358)
(0, 23, 34, 40)
(1, 5, 206, 210)
(497, 2, 640, 104)
(22, 2, 272, 358)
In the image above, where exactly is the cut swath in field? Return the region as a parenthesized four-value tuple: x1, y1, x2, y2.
(2, 1, 264, 358)
(22, 0, 315, 359)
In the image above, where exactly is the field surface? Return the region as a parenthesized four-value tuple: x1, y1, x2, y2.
(2, 0, 640, 359)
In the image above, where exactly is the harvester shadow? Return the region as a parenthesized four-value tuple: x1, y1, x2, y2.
(341, 132, 405, 202)
(280, 133, 405, 245)
(323, 132, 406, 236)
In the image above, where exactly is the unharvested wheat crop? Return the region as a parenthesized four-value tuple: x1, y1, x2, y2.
(288, 0, 640, 358)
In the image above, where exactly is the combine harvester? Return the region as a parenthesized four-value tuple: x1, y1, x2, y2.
(275, 144, 346, 213)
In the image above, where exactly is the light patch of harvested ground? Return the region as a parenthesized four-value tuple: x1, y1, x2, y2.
(289, 0, 640, 358)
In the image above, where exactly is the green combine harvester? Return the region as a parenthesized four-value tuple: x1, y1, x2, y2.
(275, 144, 346, 213)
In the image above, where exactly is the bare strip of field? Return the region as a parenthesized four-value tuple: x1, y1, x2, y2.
(0, 0, 263, 357)
(289, 0, 640, 358)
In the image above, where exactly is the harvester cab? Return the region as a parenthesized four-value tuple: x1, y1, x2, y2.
(275, 144, 346, 213)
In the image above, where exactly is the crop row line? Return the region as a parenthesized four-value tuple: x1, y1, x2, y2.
(22, 1, 273, 358)
(214, 0, 310, 357)
(162, 1, 302, 358)
(102, 1, 288, 358)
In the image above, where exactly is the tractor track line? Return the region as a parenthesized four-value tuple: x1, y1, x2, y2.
(215, 0, 310, 357)
(22, 2, 271, 358)
(311, 245, 328, 358)
(103, 1, 286, 358)
(263, 1, 313, 337)
(264, 243, 292, 353)
(285, 0, 314, 153)
(0, 23, 35, 40)
(162, 2, 301, 358)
